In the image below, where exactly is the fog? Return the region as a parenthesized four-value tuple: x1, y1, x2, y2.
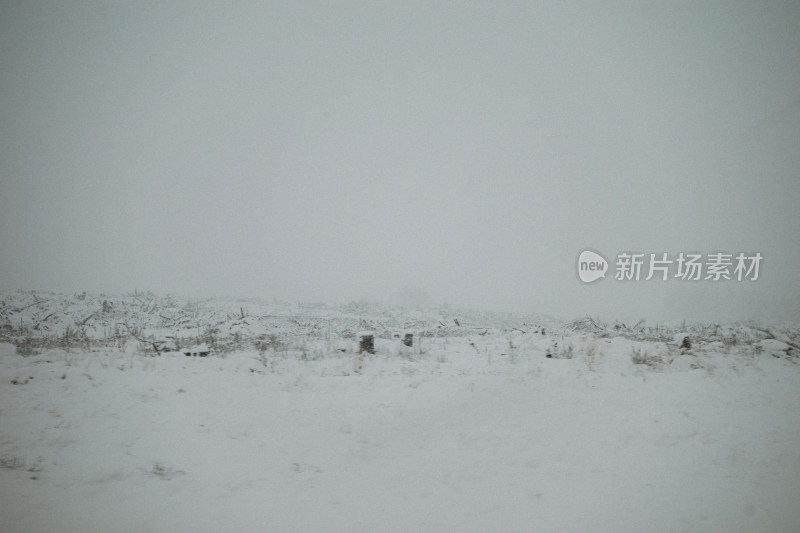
(2, 1, 799, 321)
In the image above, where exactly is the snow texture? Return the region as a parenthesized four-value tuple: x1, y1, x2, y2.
(1, 291, 799, 532)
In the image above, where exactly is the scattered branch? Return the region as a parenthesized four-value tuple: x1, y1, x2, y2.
(78, 311, 99, 326)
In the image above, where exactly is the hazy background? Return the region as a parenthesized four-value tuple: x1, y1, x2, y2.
(2, 1, 799, 321)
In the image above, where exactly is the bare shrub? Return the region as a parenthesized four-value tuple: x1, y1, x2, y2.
(631, 347, 663, 366)
(585, 340, 599, 370)
(0, 454, 25, 470)
(15, 338, 39, 356)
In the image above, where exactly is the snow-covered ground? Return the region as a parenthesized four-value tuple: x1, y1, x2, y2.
(2, 326, 799, 532)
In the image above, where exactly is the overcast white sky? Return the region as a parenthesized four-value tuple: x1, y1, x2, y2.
(2, 1, 799, 321)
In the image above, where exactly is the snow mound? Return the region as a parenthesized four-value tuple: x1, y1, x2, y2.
(757, 339, 792, 357)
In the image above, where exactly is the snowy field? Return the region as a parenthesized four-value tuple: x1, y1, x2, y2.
(2, 328, 799, 532)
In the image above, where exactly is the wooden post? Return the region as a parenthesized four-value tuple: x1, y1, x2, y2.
(403, 333, 413, 347)
(359, 332, 375, 354)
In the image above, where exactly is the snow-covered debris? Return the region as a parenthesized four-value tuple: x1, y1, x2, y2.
(182, 343, 210, 357)
(757, 339, 793, 358)
(565, 316, 610, 336)
(0, 290, 559, 354)
(702, 341, 727, 352)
